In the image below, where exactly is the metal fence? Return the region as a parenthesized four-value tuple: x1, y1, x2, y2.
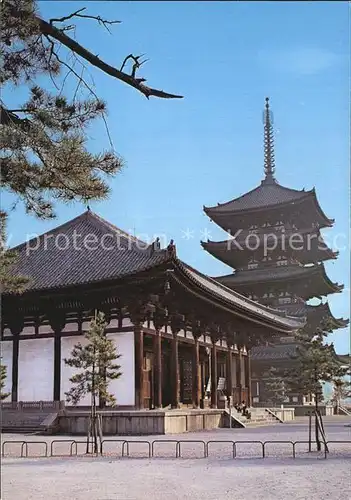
(2, 439, 351, 460)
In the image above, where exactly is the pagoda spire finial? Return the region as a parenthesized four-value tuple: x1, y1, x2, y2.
(263, 97, 276, 183)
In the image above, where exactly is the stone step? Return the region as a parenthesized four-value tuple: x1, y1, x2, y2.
(2, 427, 42, 434)
(1, 409, 58, 433)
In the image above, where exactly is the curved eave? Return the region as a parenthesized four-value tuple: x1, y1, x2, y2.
(307, 302, 349, 330)
(203, 189, 313, 216)
(172, 260, 303, 332)
(319, 264, 344, 294)
(204, 189, 334, 228)
(310, 188, 334, 228)
(201, 235, 338, 264)
(216, 264, 343, 298)
(336, 354, 351, 365)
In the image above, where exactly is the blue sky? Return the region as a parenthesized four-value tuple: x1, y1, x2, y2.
(4, 1, 350, 352)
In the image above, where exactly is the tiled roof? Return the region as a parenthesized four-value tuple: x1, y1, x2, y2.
(174, 261, 304, 330)
(217, 264, 317, 284)
(251, 343, 298, 360)
(204, 180, 310, 213)
(202, 228, 336, 255)
(276, 301, 349, 328)
(201, 229, 337, 267)
(10, 211, 171, 291)
(8, 211, 304, 332)
(216, 263, 342, 288)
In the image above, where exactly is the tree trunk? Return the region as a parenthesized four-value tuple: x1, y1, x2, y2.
(91, 354, 98, 454)
(315, 397, 321, 451)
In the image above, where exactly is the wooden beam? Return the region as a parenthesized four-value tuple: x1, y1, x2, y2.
(47, 312, 66, 402)
(226, 347, 233, 401)
(153, 329, 162, 408)
(210, 340, 218, 408)
(11, 335, 19, 402)
(134, 325, 144, 409)
(192, 335, 201, 408)
(53, 333, 61, 401)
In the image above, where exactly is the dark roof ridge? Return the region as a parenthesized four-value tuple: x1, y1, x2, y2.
(11, 211, 91, 252)
(11, 210, 155, 255)
(84, 211, 154, 255)
(87, 211, 146, 246)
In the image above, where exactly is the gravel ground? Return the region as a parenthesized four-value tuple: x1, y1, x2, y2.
(2, 419, 351, 500)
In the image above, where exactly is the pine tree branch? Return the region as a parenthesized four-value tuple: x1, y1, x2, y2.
(37, 17, 183, 99)
(0, 105, 31, 130)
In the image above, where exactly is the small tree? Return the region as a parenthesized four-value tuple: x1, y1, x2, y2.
(64, 311, 122, 453)
(264, 367, 286, 406)
(332, 378, 351, 412)
(285, 327, 348, 451)
(0, 365, 10, 401)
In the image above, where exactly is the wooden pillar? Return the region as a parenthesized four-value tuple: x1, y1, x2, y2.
(53, 332, 61, 401)
(246, 350, 252, 406)
(171, 331, 180, 409)
(236, 351, 242, 403)
(153, 329, 162, 408)
(48, 313, 66, 402)
(210, 339, 218, 408)
(192, 335, 201, 408)
(7, 317, 24, 403)
(226, 346, 233, 401)
(170, 314, 183, 409)
(134, 324, 144, 409)
(11, 335, 19, 402)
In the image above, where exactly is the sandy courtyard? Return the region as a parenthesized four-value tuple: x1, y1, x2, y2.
(2, 418, 351, 500)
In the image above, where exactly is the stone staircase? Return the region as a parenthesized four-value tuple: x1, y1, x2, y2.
(225, 407, 282, 428)
(1, 402, 62, 434)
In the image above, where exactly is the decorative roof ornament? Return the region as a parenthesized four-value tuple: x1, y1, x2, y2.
(262, 97, 276, 184)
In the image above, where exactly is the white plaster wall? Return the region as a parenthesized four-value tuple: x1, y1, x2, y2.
(107, 331, 135, 406)
(122, 317, 133, 328)
(108, 318, 119, 328)
(1, 341, 12, 401)
(21, 326, 35, 335)
(62, 322, 78, 333)
(60, 332, 135, 406)
(18, 339, 54, 401)
(186, 330, 194, 340)
(61, 336, 90, 406)
(38, 324, 53, 335)
(81, 321, 90, 331)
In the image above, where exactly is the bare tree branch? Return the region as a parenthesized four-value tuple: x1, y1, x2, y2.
(49, 8, 121, 34)
(37, 17, 183, 99)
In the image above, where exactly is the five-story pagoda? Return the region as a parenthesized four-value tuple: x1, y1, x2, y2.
(201, 98, 348, 404)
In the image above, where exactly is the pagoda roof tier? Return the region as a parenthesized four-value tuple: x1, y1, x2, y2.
(276, 301, 349, 330)
(251, 343, 297, 361)
(215, 263, 344, 301)
(7, 210, 303, 333)
(251, 344, 350, 363)
(336, 353, 350, 366)
(201, 228, 337, 267)
(203, 182, 334, 232)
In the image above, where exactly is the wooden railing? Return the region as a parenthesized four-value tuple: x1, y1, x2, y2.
(1, 401, 65, 411)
